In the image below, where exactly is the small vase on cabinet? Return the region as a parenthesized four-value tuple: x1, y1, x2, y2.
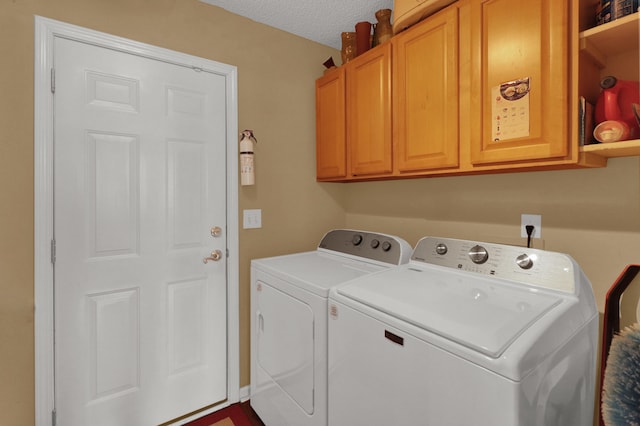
(341, 32, 357, 64)
(375, 9, 393, 44)
(355, 21, 372, 56)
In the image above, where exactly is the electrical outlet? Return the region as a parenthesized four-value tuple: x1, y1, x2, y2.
(243, 209, 262, 229)
(521, 214, 542, 238)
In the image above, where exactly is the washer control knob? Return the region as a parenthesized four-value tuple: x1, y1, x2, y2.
(435, 243, 448, 255)
(516, 254, 534, 270)
(352, 234, 363, 246)
(371, 239, 380, 249)
(469, 245, 489, 264)
(381, 241, 392, 252)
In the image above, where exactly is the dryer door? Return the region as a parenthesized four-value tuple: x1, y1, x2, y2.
(255, 280, 314, 414)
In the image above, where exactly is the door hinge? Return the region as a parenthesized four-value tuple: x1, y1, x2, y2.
(51, 68, 55, 94)
(51, 239, 56, 265)
(52, 409, 57, 426)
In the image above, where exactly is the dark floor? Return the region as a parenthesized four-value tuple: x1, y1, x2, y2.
(185, 401, 264, 426)
(238, 401, 265, 426)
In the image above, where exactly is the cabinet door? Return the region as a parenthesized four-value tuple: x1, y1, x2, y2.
(394, 6, 459, 173)
(316, 68, 346, 180)
(347, 44, 393, 177)
(468, 0, 569, 165)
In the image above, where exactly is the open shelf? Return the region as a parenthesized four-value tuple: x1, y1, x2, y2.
(581, 139, 640, 158)
(579, 13, 639, 67)
(578, 10, 639, 161)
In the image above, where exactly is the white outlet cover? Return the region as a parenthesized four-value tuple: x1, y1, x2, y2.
(521, 214, 542, 238)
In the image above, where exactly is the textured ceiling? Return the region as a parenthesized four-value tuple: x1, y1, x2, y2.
(199, 0, 394, 50)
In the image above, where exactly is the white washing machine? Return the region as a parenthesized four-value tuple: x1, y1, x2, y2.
(250, 229, 412, 426)
(328, 236, 599, 426)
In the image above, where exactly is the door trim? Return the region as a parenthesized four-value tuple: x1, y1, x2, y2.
(34, 16, 240, 425)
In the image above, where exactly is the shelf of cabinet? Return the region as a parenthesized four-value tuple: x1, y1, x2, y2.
(579, 13, 639, 67)
(581, 139, 640, 157)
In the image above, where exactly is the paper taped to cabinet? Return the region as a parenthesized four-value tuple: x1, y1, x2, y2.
(492, 77, 530, 142)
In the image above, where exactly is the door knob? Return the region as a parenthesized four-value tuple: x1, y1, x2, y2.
(203, 249, 223, 263)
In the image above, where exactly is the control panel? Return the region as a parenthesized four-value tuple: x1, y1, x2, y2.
(411, 237, 576, 293)
(318, 229, 411, 265)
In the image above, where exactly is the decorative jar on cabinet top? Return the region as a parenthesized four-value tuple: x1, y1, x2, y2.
(375, 9, 393, 44)
(341, 31, 357, 64)
(355, 21, 372, 56)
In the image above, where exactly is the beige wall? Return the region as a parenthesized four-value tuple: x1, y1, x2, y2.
(0, 1, 344, 424)
(2, 0, 639, 424)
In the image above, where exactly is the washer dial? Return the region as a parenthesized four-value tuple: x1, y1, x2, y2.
(516, 254, 534, 270)
(469, 245, 489, 264)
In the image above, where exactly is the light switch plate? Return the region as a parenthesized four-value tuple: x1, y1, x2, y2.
(243, 209, 262, 229)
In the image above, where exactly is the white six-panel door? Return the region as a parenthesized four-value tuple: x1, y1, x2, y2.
(53, 35, 228, 425)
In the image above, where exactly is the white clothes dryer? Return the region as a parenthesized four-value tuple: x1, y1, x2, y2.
(250, 229, 412, 426)
(328, 236, 599, 426)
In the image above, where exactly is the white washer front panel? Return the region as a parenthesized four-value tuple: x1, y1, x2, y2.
(328, 301, 519, 426)
(336, 264, 563, 358)
(328, 299, 597, 426)
(252, 251, 386, 297)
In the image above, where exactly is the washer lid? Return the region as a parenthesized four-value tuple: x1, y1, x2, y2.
(335, 265, 563, 358)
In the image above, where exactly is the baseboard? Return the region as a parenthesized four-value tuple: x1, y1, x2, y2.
(240, 385, 251, 402)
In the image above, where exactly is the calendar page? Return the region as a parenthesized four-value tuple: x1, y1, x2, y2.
(491, 77, 530, 141)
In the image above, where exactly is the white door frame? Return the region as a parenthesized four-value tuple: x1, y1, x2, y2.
(34, 16, 239, 426)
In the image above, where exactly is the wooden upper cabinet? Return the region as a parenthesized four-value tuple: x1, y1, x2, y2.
(393, 5, 459, 173)
(314, 0, 584, 182)
(347, 43, 393, 177)
(316, 67, 346, 180)
(467, 0, 570, 165)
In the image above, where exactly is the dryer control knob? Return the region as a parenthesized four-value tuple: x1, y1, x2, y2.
(469, 245, 489, 264)
(371, 239, 380, 249)
(352, 234, 363, 246)
(381, 241, 392, 252)
(516, 254, 534, 270)
(435, 243, 448, 255)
